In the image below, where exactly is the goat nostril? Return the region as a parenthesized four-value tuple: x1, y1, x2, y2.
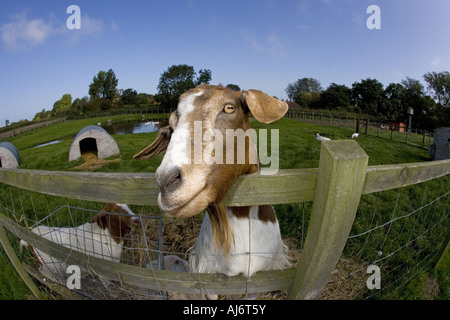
(162, 169, 182, 192)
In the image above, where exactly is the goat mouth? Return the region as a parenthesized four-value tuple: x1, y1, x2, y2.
(157, 185, 213, 218)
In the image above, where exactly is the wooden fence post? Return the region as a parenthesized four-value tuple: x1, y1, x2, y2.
(287, 140, 368, 300)
(0, 226, 46, 299)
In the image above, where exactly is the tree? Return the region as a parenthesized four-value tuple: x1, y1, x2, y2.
(383, 83, 406, 120)
(226, 84, 241, 91)
(401, 77, 437, 130)
(285, 78, 323, 101)
(51, 94, 72, 117)
(319, 83, 352, 111)
(157, 64, 212, 108)
(89, 69, 119, 100)
(351, 78, 385, 116)
(285, 77, 322, 108)
(423, 71, 450, 107)
(121, 88, 138, 106)
(195, 69, 212, 86)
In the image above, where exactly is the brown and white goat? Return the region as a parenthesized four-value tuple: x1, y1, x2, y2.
(134, 84, 290, 283)
(20, 203, 141, 283)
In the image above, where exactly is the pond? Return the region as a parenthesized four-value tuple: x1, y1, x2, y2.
(32, 119, 167, 149)
(102, 119, 167, 135)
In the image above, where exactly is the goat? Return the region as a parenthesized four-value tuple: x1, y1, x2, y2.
(20, 203, 141, 283)
(134, 84, 291, 297)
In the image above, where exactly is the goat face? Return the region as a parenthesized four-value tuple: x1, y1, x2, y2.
(90, 203, 141, 244)
(135, 84, 288, 220)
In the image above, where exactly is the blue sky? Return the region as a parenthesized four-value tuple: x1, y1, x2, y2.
(1, 0, 449, 126)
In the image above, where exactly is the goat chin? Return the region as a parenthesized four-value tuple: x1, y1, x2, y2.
(161, 185, 216, 219)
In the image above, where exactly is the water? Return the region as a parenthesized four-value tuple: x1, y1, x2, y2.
(102, 119, 166, 135)
(34, 140, 63, 148)
(33, 120, 165, 149)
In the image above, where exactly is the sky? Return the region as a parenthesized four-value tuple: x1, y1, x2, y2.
(0, 0, 449, 126)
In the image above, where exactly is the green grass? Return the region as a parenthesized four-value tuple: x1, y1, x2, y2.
(1, 116, 448, 300)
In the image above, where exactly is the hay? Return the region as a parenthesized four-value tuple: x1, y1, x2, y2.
(122, 215, 203, 267)
(73, 209, 367, 300)
(74, 151, 121, 170)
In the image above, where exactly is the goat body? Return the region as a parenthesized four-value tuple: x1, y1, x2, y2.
(21, 203, 140, 283)
(189, 205, 290, 277)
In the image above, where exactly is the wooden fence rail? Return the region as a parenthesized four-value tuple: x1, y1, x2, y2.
(0, 140, 449, 299)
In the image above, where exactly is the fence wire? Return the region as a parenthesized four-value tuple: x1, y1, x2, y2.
(324, 176, 449, 300)
(0, 172, 448, 300)
(0, 184, 301, 300)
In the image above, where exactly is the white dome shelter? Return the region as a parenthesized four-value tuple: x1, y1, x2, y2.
(69, 125, 120, 162)
(0, 142, 20, 168)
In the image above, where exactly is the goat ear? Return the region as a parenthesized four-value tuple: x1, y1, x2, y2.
(241, 90, 288, 124)
(133, 126, 172, 160)
(134, 111, 178, 160)
(90, 212, 107, 229)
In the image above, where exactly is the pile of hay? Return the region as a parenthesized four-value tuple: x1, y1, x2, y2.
(74, 151, 121, 170)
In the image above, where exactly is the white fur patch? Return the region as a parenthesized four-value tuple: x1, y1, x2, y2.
(116, 203, 136, 216)
(178, 90, 203, 116)
(189, 206, 290, 277)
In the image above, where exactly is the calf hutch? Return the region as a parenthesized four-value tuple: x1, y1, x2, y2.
(69, 125, 120, 161)
(0, 142, 20, 168)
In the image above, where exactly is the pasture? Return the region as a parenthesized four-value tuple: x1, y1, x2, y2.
(0, 115, 448, 300)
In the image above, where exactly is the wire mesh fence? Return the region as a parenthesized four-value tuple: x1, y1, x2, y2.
(322, 176, 449, 299)
(0, 184, 302, 300)
(0, 166, 448, 300)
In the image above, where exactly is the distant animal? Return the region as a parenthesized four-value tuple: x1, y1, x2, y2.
(351, 133, 359, 138)
(20, 203, 141, 283)
(315, 133, 331, 141)
(134, 84, 291, 299)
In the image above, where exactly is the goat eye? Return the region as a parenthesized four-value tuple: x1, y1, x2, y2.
(223, 104, 236, 114)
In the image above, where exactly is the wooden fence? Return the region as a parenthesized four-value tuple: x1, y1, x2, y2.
(0, 118, 66, 142)
(0, 140, 449, 299)
(285, 110, 434, 146)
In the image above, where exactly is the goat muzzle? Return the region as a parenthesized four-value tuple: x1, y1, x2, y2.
(157, 167, 182, 194)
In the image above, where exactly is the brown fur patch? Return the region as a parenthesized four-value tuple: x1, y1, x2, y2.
(229, 206, 251, 219)
(258, 205, 277, 223)
(91, 204, 136, 244)
(207, 200, 233, 256)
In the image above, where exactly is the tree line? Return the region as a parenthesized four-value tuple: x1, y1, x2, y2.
(30, 65, 448, 131)
(31, 65, 237, 122)
(286, 72, 449, 130)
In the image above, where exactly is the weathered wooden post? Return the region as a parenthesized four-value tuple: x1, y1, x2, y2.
(287, 140, 368, 300)
(0, 226, 46, 299)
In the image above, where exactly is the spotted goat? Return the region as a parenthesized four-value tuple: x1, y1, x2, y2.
(134, 84, 291, 290)
(20, 203, 141, 283)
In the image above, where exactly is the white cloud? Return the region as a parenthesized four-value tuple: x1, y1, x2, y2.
(241, 28, 286, 58)
(0, 12, 53, 51)
(64, 14, 105, 45)
(0, 10, 109, 51)
(429, 56, 448, 70)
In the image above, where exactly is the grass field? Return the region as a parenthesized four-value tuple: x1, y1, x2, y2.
(0, 115, 448, 300)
